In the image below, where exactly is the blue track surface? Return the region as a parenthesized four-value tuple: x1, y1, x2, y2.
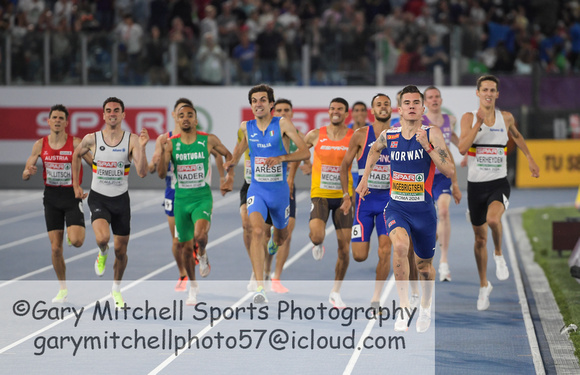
(0, 187, 577, 374)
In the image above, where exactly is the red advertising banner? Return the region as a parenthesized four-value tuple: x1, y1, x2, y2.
(241, 107, 400, 135)
(0, 107, 167, 140)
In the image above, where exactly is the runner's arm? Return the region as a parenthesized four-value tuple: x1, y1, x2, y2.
(22, 139, 42, 180)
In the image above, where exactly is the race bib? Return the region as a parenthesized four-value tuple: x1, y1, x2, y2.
(244, 159, 252, 184)
(390, 171, 424, 202)
(320, 164, 341, 190)
(474, 146, 506, 172)
(176, 163, 206, 189)
(45, 162, 72, 185)
(94, 160, 126, 186)
(368, 164, 390, 190)
(253, 157, 283, 182)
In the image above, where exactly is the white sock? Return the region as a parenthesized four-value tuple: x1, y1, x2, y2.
(112, 282, 121, 293)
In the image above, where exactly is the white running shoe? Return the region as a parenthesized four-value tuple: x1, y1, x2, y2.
(477, 281, 493, 311)
(198, 252, 211, 278)
(410, 294, 420, 311)
(494, 255, 509, 281)
(52, 289, 68, 303)
(186, 285, 198, 306)
(416, 305, 432, 333)
(312, 244, 325, 261)
(438, 262, 451, 282)
(329, 291, 346, 308)
(394, 311, 410, 332)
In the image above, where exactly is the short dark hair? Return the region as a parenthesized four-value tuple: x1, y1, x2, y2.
(370, 94, 390, 107)
(274, 98, 292, 108)
(174, 97, 193, 109)
(248, 84, 275, 104)
(330, 97, 349, 112)
(103, 97, 125, 112)
(476, 75, 499, 90)
(49, 104, 69, 119)
(352, 101, 367, 111)
(174, 98, 196, 114)
(400, 85, 424, 105)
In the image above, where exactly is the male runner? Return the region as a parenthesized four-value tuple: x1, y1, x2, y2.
(340, 93, 392, 311)
(422, 86, 462, 281)
(72, 97, 149, 309)
(357, 85, 455, 332)
(304, 97, 354, 308)
(149, 98, 225, 292)
(458, 75, 539, 311)
(226, 84, 310, 304)
(23, 104, 92, 303)
(157, 103, 234, 305)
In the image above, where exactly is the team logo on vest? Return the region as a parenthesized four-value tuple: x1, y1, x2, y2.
(391, 141, 398, 148)
(387, 134, 399, 140)
(99, 146, 105, 151)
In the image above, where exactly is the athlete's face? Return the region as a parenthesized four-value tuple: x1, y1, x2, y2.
(328, 102, 347, 126)
(103, 102, 125, 127)
(351, 104, 367, 125)
(48, 110, 68, 133)
(176, 106, 197, 133)
(274, 103, 293, 119)
(399, 93, 424, 122)
(424, 89, 442, 113)
(251, 92, 273, 119)
(371, 96, 392, 122)
(476, 80, 499, 108)
(172, 103, 189, 124)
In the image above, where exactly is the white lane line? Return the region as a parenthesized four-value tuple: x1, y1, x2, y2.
(149, 205, 329, 375)
(0, 220, 243, 354)
(343, 276, 396, 375)
(503, 215, 545, 375)
(0, 199, 160, 252)
(0, 211, 44, 227)
(0, 193, 239, 286)
(0, 192, 43, 207)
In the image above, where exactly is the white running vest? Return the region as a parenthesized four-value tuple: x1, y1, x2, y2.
(467, 109, 509, 182)
(91, 131, 131, 197)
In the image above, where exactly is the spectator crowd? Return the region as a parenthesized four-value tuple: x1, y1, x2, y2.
(1, 0, 579, 85)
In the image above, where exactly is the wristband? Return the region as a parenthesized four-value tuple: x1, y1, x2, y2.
(343, 192, 349, 197)
(426, 144, 434, 153)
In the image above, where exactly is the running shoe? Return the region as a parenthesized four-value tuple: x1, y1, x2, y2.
(438, 262, 451, 282)
(253, 286, 268, 304)
(267, 227, 279, 255)
(312, 244, 325, 261)
(394, 311, 410, 332)
(111, 290, 125, 310)
(416, 305, 432, 333)
(370, 301, 381, 317)
(66, 236, 72, 247)
(186, 286, 198, 306)
(477, 281, 493, 311)
(410, 294, 420, 311)
(494, 255, 509, 281)
(198, 252, 211, 278)
(329, 291, 346, 308)
(52, 289, 68, 303)
(271, 278, 289, 294)
(175, 276, 188, 292)
(94, 246, 109, 277)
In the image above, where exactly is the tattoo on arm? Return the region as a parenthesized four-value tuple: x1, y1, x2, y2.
(437, 148, 448, 164)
